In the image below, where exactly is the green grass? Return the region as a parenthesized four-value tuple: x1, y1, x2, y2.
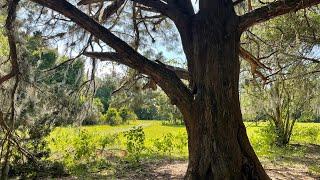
(46, 120, 320, 176)
(47, 120, 188, 159)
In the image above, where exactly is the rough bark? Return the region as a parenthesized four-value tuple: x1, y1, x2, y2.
(182, 2, 269, 179)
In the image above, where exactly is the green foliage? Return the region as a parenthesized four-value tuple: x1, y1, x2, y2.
(152, 132, 187, 156)
(73, 130, 96, 160)
(95, 78, 117, 112)
(298, 112, 320, 122)
(82, 98, 104, 125)
(98, 107, 137, 125)
(153, 133, 174, 155)
(110, 89, 182, 121)
(119, 107, 138, 123)
(24, 32, 84, 90)
(46, 121, 320, 177)
(291, 124, 320, 144)
(0, 28, 8, 57)
(105, 108, 123, 125)
(123, 126, 145, 157)
(8, 161, 67, 179)
(134, 105, 158, 120)
(100, 134, 120, 151)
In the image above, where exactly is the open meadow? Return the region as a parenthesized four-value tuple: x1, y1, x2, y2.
(46, 120, 320, 179)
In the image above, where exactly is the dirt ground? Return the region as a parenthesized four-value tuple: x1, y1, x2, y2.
(115, 160, 320, 180)
(63, 143, 320, 179)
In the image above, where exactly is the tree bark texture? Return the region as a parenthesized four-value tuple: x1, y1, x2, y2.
(181, 3, 269, 179)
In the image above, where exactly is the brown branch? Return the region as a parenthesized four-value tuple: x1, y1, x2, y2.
(0, 0, 20, 85)
(77, 0, 105, 6)
(239, 47, 271, 82)
(239, 0, 320, 31)
(233, 0, 245, 6)
(131, 0, 192, 25)
(240, 47, 271, 70)
(83, 51, 190, 80)
(112, 74, 145, 94)
(101, 0, 126, 20)
(31, 0, 193, 114)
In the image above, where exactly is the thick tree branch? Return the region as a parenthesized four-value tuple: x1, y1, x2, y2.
(172, 0, 194, 15)
(131, 0, 192, 23)
(233, 0, 245, 6)
(84, 52, 190, 80)
(79, 0, 194, 76)
(31, 0, 193, 114)
(239, 0, 320, 31)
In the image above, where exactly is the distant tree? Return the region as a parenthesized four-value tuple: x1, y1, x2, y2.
(240, 12, 320, 146)
(243, 73, 318, 145)
(95, 77, 117, 112)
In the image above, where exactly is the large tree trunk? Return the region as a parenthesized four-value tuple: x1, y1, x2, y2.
(180, 1, 270, 179)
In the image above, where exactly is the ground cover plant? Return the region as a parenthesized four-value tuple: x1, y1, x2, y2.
(45, 120, 320, 178)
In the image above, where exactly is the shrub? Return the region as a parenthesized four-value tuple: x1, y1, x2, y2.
(105, 108, 122, 125)
(153, 133, 174, 155)
(298, 112, 319, 122)
(99, 134, 119, 151)
(81, 98, 104, 125)
(119, 107, 137, 123)
(99, 114, 108, 124)
(8, 160, 67, 179)
(82, 117, 98, 125)
(134, 106, 158, 120)
(123, 126, 145, 157)
(73, 130, 96, 160)
(175, 132, 188, 153)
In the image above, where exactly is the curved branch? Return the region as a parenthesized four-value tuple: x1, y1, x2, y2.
(84, 52, 190, 80)
(31, 0, 193, 114)
(239, 0, 320, 31)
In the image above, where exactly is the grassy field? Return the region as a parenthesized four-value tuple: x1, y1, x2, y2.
(46, 120, 320, 177)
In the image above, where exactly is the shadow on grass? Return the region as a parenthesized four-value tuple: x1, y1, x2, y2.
(52, 144, 320, 179)
(262, 143, 320, 177)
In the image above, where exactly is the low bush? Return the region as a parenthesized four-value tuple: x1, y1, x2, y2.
(73, 130, 96, 160)
(105, 108, 122, 125)
(100, 134, 120, 151)
(119, 107, 138, 123)
(153, 133, 174, 155)
(123, 126, 146, 160)
(152, 132, 187, 155)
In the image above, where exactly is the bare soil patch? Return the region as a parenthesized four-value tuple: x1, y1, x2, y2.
(116, 160, 320, 180)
